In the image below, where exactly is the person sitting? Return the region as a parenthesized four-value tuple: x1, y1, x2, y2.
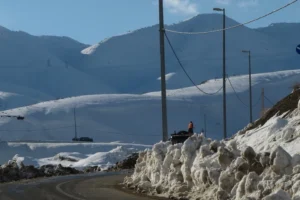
(188, 121, 194, 135)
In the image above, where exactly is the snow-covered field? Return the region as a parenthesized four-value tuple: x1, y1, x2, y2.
(0, 69, 299, 144)
(124, 98, 300, 199)
(0, 141, 151, 169)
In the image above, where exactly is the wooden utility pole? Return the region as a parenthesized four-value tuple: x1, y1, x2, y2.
(159, 0, 168, 141)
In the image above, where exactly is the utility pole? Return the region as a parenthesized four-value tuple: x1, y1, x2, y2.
(242, 50, 253, 123)
(261, 88, 265, 117)
(74, 108, 78, 139)
(222, 9, 227, 139)
(204, 114, 207, 137)
(159, 0, 168, 141)
(213, 8, 227, 139)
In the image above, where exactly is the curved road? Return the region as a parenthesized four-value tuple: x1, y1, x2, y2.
(0, 173, 165, 200)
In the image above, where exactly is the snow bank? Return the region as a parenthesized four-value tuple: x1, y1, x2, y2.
(39, 146, 137, 169)
(0, 142, 149, 170)
(124, 100, 300, 199)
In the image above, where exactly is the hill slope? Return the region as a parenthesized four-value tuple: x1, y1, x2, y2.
(80, 14, 299, 93)
(0, 15, 299, 109)
(0, 69, 299, 144)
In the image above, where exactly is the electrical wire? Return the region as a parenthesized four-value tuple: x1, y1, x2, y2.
(165, 0, 298, 35)
(226, 76, 249, 107)
(226, 76, 260, 108)
(164, 32, 223, 95)
(264, 95, 275, 106)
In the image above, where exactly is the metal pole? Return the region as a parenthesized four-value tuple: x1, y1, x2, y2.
(159, 0, 168, 141)
(74, 108, 77, 139)
(248, 51, 253, 123)
(204, 114, 207, 137)
(261, 88, 265, 117)
(222, 9, 227, 139)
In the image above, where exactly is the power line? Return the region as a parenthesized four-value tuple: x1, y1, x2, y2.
(253, 96, 261, 107)
(264, 95, 275, 106)
(226, 76, 260, 108)
(226, 76, 249, 107)
(165, 0, 298, 35)
(164, 32, 223, 96)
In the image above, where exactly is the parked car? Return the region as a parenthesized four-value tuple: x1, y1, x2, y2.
(72, 137, 93, 142)
(169, 130, 190, 145)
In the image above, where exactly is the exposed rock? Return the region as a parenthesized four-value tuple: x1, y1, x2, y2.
(219, 170, 237, 193)
(260, 152, 271, 168)
(292, 154, 300, 167)
(20, 165, 44, 179)
(250, 161, 264, 175)
(106, 153, 139, 172)
(235, 171, 245, 181)
(55, 154, 78, 162)
(235, 157, 250, 174)
(242, 146, 256, 164)
(84, 166, 101, 173)
(218, 146, 235, 169)
(293, 165, 300, 174)
(262, 189, 291, 200)
(210, 140, 220, 153)
(245, 172, 260, 194)
(208, 168, 222, 185)
(217, 189, 229, 200)
(200, 145, 213, 158)
(200, 168, 209, 184)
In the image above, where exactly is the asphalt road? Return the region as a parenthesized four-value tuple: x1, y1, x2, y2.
(0, 173, 165, 200)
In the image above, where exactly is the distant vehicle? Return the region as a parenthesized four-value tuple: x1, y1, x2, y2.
(72, 137, 93, 142)
(169, 130, 190, 145)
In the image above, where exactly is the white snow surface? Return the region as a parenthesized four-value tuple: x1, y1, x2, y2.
(81, 43, 100, 55)
(0, 141, 151, 169)
(0, 69, 300, 144)
(124, 98, 300, 199)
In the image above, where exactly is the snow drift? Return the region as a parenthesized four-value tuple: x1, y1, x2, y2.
(124, 98, 300, 199)
(0, 141, 150, 169)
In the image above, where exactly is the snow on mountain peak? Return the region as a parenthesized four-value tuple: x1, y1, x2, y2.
(81, 43, 100, 55)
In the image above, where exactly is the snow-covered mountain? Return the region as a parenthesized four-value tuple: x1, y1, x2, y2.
(0, 69, 299, 144)
(0, 14, 298, 144)
(0, 26, 114, 109)
(0, 14, 298, 110)
(80, 14, 299, 93)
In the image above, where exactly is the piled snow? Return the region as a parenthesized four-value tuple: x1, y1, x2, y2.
(124, 100, 300, 199)
(0, 141, 150, 169)
(38, 146, 137, 169)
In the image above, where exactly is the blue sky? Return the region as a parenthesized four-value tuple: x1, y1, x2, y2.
(0, 0, 298, 44)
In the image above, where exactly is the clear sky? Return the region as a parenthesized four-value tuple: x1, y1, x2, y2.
(0, 0, 298, 45)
